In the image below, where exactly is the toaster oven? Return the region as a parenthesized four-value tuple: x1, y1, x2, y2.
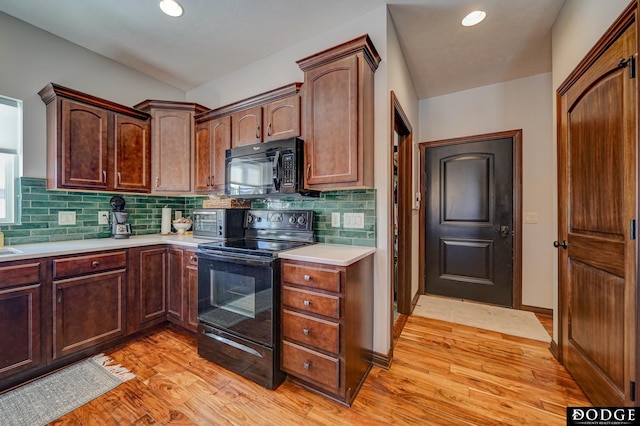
(192, 209, 245, 239)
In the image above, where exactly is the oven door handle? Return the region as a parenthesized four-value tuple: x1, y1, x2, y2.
(196, 251, 275, 267)
(203, 331, 264, 358)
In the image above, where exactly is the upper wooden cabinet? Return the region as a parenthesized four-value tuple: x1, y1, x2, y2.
(194, 115, 231, 193)
(297, 35, 380, 190)
(39, 83, 151, 193)
(231, 94, 301, 147)
(134, 100, 208, 194)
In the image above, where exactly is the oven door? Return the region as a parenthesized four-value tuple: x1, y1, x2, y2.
(197, 251, 278, 347)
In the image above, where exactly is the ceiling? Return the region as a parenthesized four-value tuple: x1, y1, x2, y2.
(0, 0, 565, 99)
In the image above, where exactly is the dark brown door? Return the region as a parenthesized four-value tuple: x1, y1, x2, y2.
(425, 136, 513, 307)
(557, 13, 636, 406)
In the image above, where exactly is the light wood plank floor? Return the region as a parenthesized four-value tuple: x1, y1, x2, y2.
(51, 315, 589, 425)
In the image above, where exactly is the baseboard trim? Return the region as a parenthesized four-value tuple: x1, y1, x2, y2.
(520, 304, 553, 316)
(549, 339, 560, 362)
(372, 349, 392, 370)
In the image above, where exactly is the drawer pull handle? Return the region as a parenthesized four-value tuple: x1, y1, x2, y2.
(190, 255, 197, 262)
(57, 286, 62, 304)
(303, 328, 310, 336)
(303, 274, 311, 281)
(303, 300, 311, 307)
(92, 261, 100, 268)
(303, 361, 311, 370)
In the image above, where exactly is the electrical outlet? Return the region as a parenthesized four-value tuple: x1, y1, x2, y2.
(331, 212, 341, 227)
(58, 211, 76, 225)
(98, 211, 109, 225)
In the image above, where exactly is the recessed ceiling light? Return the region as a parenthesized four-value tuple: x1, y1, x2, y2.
(159, 0, 183, 17)
(462, 10, 486, 27)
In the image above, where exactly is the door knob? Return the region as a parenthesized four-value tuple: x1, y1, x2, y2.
(500, 225, 510, 238)
(553, 240, 568, 249)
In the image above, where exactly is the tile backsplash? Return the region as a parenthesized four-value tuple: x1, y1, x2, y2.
(3, 178, 376, 247)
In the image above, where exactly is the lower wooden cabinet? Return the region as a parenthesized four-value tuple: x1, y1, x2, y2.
(167, 247, 184, 323)
(0, 261, 44, 380)
(280, 255, 374, 406)
(52, 251, 127, 360)
(185, 249, 199, 332)
(128, 246, 167, 332)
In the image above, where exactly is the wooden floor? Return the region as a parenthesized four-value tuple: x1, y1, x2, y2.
(51, 315, 589, 425)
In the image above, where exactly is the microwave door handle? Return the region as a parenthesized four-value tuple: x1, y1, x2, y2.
(272, 150, 281, 191)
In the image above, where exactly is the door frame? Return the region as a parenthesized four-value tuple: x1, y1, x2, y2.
(418, 130, 523, 309)
(389, 92, 413, 332)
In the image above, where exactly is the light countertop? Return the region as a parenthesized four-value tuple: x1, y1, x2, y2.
(279, 243, 376, 266)
(0, 233, 220, 263)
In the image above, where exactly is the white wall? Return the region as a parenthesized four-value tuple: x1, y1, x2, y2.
(419, 73, 554, 309)
(550, 0, 631, 340)
(0, 12, 184, 178)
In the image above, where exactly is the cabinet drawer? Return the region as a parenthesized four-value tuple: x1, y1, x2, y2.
(282, 286, 340, 318)
(53, 251, 127, 279)
(283, 309, 339, 354)
(0, 262, 41, 289)
(283, 263, 340, 292)
(282, 341, 339, 391)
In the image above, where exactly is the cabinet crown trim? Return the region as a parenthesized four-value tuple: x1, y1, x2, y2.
(39, 83, 150, 120)
(134, 99, 209, 114)
(297, 34, 381, 73)
(194, 82, 302, 123)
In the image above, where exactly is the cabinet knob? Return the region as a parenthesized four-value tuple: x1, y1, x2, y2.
(92, 261, 100, 268)
(303, 274, 311, 282)
(267, 122, 272, 136)
(117, 172, 122, 184)
(303, 328, 310, 336)
(256, 125, 261, 139)
(306, 164, 311, 180)
(190, 255, 197, 262)
(102, 170, 107, 183)
(303, 300, 311, 307)
(303, 361, 311, 370)
(57, 286, 62, 304)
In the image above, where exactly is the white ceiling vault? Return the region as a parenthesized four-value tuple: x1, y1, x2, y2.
(0, 0, 565, 99)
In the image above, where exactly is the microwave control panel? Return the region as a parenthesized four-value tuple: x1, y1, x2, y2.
(282, 153, 295, 187)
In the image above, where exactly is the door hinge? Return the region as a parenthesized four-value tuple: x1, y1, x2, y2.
(632, 219, 636, 240)
(618, 56, 636, 78)
(630, 381, 636, 402)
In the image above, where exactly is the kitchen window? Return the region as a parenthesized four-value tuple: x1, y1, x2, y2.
(0, 95, 22, 224)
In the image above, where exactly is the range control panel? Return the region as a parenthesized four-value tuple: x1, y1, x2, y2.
(245, 210, 313, 231)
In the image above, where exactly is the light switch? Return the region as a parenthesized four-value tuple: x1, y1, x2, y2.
(524, 212, 538, 224)
(58, 211, 76, 225)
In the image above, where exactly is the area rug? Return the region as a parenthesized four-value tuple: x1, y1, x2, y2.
(413, 295, 551, 342)
(0, 353, 135, 426)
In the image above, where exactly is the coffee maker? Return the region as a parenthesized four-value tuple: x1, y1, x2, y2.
(109, 196, 132, 239)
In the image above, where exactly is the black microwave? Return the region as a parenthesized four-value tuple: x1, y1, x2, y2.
(225, 137, 319, 198)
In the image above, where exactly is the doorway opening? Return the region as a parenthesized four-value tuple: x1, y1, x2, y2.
(418, 130, 523, 308)
(390, 92, 413, 343)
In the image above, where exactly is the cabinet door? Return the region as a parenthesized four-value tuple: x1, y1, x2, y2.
(113, 114, 151, 192)
(304, 55, 359, 186)
(194, 121, 213, 192)
(53, 269, 126, 360)
(186, 265, 199, 332)
(152, 110, 193, 193)
(232, 106, 262, 147)
(211, 116, 231, 190)
(0, 284, 41, 378)
(60, 98, 109, 190)
(138, 247, 167, 324)
(167, 247, 184, 323)
(263, 95, 300, 142)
